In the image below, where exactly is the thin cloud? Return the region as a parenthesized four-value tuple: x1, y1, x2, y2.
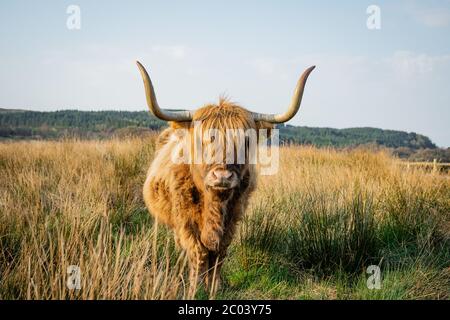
(249, 58, 280, 76)
(406, 2, 450, 28)
(418, 9, 450, 27)
(389, 51, 450, 75)
(151, 45, 188, 60)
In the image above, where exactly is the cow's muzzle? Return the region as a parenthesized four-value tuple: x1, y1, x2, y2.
(205, 168, 238, 190)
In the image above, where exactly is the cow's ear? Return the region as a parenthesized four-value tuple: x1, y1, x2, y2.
(169, 121, 191, 130)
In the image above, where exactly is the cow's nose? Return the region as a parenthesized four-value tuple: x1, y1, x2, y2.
(212, 169, 233, 181)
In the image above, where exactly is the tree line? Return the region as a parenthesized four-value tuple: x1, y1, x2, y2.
(1, 109, 448, 162)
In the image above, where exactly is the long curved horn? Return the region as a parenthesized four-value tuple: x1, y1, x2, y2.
(136, 61, 193, 121)
(252, 66, 315, 123)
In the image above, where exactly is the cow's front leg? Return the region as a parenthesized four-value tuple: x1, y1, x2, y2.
(188, 246, 208, 284)
(205, 251, 225, 295)
(176, 225, 209, 296)
(200, 194, 225, 252)
(206, 205, 243, 294)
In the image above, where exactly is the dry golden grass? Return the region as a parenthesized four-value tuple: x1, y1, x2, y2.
(0, 137, 449, 299)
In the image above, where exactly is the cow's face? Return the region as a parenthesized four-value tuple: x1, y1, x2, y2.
(172, 101, 271, 198)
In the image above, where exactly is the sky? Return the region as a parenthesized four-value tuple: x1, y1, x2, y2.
(0, 0, 449, 147)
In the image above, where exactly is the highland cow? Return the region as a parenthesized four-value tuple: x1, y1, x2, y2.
(136, 61, 315, 291)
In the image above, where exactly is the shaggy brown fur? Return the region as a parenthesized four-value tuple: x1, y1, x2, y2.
(143, 99, 272, 291)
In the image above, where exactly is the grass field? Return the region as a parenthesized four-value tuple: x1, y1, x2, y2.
(0, 137, 449, 299)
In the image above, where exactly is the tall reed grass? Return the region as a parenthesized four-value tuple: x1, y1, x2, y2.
(0, 139, 448, 299)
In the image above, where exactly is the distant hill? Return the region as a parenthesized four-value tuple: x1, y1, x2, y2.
(1, 109, 447, 161)
(0, 107, 26, 113)
(0, 109, 165, 140)
(279, 125, 436, 149)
